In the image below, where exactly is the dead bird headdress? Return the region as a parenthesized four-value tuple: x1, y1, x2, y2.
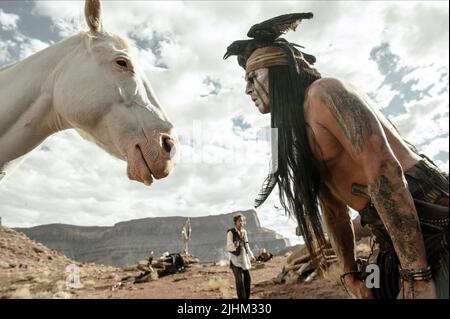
(224, 13, 327, 263)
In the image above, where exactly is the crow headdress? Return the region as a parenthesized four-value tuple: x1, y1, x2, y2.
(223, 13, 316, 74)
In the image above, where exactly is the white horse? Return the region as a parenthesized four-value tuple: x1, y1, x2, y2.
(0, 0, 178, 187)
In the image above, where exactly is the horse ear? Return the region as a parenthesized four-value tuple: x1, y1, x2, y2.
(84, 0, 103, 33)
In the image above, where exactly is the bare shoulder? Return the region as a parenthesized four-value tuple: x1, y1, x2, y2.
(305, 77, 373, 120)
(305, 76, 386, 155)
(306, 77, 359, 103)
(308, 77, 343, 90)
(304, 78, 344, 122)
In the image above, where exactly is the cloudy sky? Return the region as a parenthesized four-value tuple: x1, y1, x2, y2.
(0, 1, 448, 246)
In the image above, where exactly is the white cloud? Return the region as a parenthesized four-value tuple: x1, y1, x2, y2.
(17, 37, 49, 59)
(393, 94, 448, 145)
(0, 40, 13, 64)
(381, 2, 449, 67)
(420, 137, 449, 158)
(0, 8, 19, 31)
(0, 9, 51, 65)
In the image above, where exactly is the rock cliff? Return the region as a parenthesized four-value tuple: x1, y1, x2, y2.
(16, 210, 290, 266)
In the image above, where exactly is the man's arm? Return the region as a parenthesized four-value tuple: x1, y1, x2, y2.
(309, 78, 434, 298)
(319, 187, 357, 274)
(243, 231, 255, 260)
(227, 231, 237, 253)
(320, 187, 373, 298)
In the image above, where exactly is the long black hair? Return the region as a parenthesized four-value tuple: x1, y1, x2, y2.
(255, 57, 326, 263)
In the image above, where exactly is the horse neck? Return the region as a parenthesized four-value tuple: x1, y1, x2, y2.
(0, 34, 83, 176)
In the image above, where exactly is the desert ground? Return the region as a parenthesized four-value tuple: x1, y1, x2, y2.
(0, 226, 366, 299)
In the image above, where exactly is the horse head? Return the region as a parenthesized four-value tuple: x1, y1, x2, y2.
(52, 0, 178, 186)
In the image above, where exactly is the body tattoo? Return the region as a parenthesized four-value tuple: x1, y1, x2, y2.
(368, 161, 425, 267)
(317, 82, 373, 154)
(317, 80, 427, 270)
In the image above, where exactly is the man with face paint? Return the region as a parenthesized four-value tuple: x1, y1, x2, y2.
(224, 13, 448, 299)
(245, 68, 270, 114)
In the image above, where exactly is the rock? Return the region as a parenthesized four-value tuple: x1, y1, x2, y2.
(14, 210, 291, 266)
(0, 260, 10, 269)
(33, 246, 44, 254)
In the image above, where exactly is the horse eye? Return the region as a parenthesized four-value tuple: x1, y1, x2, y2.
(116, 60, 128, 68)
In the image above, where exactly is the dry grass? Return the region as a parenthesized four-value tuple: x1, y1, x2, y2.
(10, 287, 31, 299)
(208, 275, 229, 294)
(52, 291, 72, 299)
(82, 279, 96, 288)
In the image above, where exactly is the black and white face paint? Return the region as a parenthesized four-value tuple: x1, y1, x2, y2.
(245, 68, 271, 114)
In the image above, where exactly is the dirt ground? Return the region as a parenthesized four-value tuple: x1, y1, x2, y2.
(73, 256, 349, 299)
(0, 226, 350, 299)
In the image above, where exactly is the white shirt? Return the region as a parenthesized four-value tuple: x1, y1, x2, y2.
(227, 227, 254, 271)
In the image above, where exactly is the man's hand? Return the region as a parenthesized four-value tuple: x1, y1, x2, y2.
(343, 273, 374, 299)
(398, 279, 437, 299)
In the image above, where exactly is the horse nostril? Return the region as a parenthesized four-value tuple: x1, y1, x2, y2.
(162, 136, 174, 154)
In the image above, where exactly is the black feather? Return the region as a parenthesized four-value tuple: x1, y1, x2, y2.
(223, 12, 315, 70)
(247, 12, 313, 41)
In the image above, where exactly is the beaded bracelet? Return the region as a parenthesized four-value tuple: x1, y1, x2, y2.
(399, 266, 433, 281)
(399, 265, 433, 299)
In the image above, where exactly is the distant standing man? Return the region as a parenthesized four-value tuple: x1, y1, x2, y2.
(227, 214, 255, 299)
(181, 218, 191, 255)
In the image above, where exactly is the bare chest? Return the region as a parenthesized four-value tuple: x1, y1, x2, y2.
(307, 124, 370, 210)
(322, 153, 371, 211)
